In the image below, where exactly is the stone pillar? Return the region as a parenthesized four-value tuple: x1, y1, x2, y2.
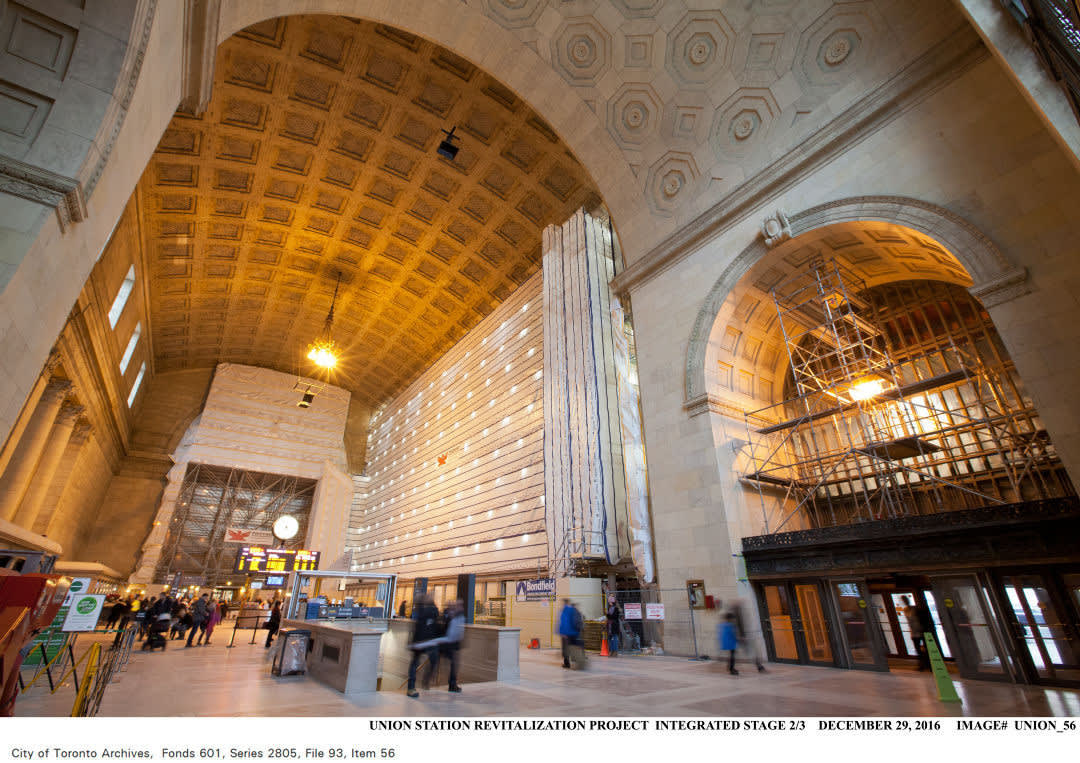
(12, 403, 85, 530)
(37, 422, 94, 537)
(0, 378, 72, 522)
(130, 461, 188, 584)
(0, 350, 61, 478)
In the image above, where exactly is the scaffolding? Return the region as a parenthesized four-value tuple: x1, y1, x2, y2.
(154, 463, 317, 586)
(742, 261, 1072, 534)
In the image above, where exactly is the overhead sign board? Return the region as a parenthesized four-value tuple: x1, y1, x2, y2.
(515, 578, 555, 601)
(235, 546, 320, 574)
(62, 594, 106, 632)
(225, 527, 275, 545)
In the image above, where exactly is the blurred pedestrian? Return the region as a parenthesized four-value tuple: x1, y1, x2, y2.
(606, 596, 622, 656)
(431, 599, 465, 693)
(264, 600, 282, 648)
(406, 594, 442, 698)
(187, 593, 210, 647)
(557, 599, 585, 669)
(720, 611, 738, 675)
(731, 598, 766, 672)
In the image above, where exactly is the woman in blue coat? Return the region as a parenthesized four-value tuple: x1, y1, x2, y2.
(719, 611, 738, 675)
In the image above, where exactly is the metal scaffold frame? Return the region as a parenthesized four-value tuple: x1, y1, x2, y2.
(154, 463, 318, 586)
(742, 261, 1072, 534)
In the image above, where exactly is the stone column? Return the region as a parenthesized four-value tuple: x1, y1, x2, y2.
(0, 350, 61, 478)
(37, 421, 93, 537)
(12, 403, 85, 530)
(0, 378, 72, 522)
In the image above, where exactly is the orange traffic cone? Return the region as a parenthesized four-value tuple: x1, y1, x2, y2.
(600, 636, 610, 657)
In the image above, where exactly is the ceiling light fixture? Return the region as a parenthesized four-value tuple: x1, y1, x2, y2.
(437, 126, 460, 160)
(307, 272, 341, 370)
(849, 375, 887, 402)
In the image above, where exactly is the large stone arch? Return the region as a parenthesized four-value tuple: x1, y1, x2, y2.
(683, 195, 1029, 409)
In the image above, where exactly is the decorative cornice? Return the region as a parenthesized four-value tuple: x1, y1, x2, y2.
(83, 0, 159, 196)
(970, 266, 1031, 308)
(178, 0, 220, 116)
(611, 25, 989, 297)
(0, 157, 86, 232)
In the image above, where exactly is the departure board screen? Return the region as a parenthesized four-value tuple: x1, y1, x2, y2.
(234, 547, 320, 573)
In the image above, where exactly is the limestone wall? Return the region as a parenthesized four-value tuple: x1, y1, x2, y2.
(628, 55, 1080, 653)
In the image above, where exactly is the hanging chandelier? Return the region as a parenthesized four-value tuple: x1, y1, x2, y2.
(307, 273, 341, 370)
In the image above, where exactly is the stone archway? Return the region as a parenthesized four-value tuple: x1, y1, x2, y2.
(683, 195, 1029, 410)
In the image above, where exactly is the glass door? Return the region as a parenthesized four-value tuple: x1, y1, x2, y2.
(794, 583, 834, 665)
(757, 581, 838, 666)
(929, 575, 1012, 682)
(1000, 573, 1080, 686)
(832, 581, 888, 670)
(758, 584, 799, 662)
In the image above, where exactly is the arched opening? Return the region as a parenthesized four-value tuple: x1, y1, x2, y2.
(698, 217, 1080, 687)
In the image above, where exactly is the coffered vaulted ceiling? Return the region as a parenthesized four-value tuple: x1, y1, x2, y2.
(138, 16, 598, 408)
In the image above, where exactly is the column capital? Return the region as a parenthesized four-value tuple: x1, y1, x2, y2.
(68, 421, 93, 446)
(42, 378, 73, 404)
(56, 402, 85, 426)
(44, 348, 63, 375)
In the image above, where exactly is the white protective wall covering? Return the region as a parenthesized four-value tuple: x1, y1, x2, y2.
(131, 363, 352, 582)
(351, 273, 546, 579)
(611, 297, 654, 583)
(542, 209, 628, 574)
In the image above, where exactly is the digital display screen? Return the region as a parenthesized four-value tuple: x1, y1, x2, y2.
(264, 574, 287, 589)
(234, 547, 320, 574)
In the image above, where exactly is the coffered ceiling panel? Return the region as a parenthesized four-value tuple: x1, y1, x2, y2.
(137, 16, 598, 408)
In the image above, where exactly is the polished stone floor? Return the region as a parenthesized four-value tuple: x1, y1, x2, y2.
(14, 629, 1080, 717)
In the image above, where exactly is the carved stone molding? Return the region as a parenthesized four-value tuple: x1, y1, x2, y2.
(68, 421, 94, 446)
(0, 156, 87, 232)
(760, 209, 791, 247)
(56, 403, 86, 426)
(970, 267, 1031, 308)
(42, 378, 74, 404)
(178, 0, 220, 116)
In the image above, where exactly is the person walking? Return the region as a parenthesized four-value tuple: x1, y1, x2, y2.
(731, 598, 766, 672)
(264, 600, 282, 648)
(720, 611, 739, 675)
(406, 594, 442, 698)
(203, 600, 222, 645)
(605, 596, 622, 656)
(187, 593, 210, 647)
(902, 595, 933, 671)
(557, 599, 585, 669)
(430, 600, 465, 693)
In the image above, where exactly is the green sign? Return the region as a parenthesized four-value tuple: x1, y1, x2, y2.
(925, 632, 961, 703)
(61, 594, 106, 632)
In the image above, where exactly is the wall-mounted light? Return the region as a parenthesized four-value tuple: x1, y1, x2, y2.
(297, 386, 315, 408)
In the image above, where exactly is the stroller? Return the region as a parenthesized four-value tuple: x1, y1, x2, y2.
(142, 613, 170, 651)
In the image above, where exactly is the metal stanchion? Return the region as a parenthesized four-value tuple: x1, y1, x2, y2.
(39, 644, 55, 691)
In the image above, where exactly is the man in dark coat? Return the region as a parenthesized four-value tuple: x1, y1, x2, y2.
(406, 594, 442, 697)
